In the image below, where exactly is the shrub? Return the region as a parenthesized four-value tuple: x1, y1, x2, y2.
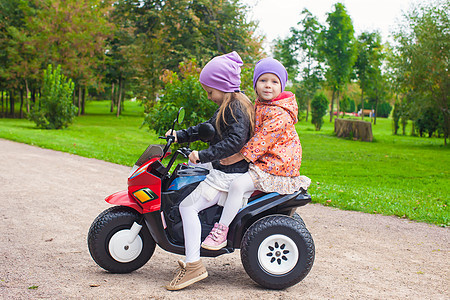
(29, 65, 77, 129)
(311, 92, 328, 131)
(377, 102, 392, 118)
(143, 67, 216, 136)
(415, 106, 440, 137)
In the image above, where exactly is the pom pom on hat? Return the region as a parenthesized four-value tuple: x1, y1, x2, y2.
(253, 58, 288, 92)
(199, 51, 243, 93)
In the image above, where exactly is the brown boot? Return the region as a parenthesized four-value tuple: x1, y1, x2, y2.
(165, 260, 208, 291)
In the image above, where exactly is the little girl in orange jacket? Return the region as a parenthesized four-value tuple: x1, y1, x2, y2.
(201, 58, 310, 251)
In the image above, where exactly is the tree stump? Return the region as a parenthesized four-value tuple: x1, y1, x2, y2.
(334, 119, 373, 142)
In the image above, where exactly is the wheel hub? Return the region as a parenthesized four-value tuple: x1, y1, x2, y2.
(109, 229, 143, 263)
(258, 234, 299, 275)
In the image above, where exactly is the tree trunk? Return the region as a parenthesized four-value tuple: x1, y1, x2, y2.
(110, 81, 115, 113)
(81, 87, 86, 115)
(440, 96, 448, 145)
(306, 99, 310, 122)
(360, 90, 364, 121)
(78, 85, 82, 116)
(1, 90, 4, 117)
(10, 90, 15, 118)
(115, 81, 120, 107)
(334, 118, 373, 142)
(25, 79, 30, 114)
(336, 89, 340, 119)
(19, 89, 24, 119)
(6, 91, 10, 117)
(329, 89, 335, 122)
(31, 88, 36, 106)
(374, 98, 379, 125)
(116, 79, 122, 117)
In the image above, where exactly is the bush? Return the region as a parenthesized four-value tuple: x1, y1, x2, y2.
(29, 65, 77, 129)
(415, 106, 440, 137)
(377, 102, 392, 118)
(311, 92, 328, 131)
(143, 69, 216, 136)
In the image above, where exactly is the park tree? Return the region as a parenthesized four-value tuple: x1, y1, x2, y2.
(391, 0, 449, 143)
(0, 0, 40, 118)
(274, 8, 323, 121)
(1, 0, 262, 120)
(358, 32, 389, 125)
(29, 0, 114, 115)
(365, 63, 390, 125)
(318, 2, 357, 122)
(354, 31, 384, 121)
(128, 0, 262, 110)
(104, 0, 143, 116)
(1, 0, 114, 117)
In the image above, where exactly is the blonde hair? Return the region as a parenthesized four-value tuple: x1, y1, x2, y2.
(215, 92, 255, 137)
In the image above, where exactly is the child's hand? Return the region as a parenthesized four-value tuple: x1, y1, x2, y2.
(189, 150, 200, 164)
(220, 153, 245, 165)
(165, 130, 177, 143)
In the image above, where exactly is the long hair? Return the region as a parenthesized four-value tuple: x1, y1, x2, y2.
(215, 92, 255, 137)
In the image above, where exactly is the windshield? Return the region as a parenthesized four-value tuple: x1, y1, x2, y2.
(135, 144, 164, 166)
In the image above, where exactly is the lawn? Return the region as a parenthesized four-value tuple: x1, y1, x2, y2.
(1, 100, 448, 226)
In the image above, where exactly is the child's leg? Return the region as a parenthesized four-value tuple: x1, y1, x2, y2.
(219, 172, 255, 227)
(179, 190, 221, 263)
(201, 173, 254, 251)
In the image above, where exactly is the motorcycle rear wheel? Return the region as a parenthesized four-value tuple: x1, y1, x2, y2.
(240, 215, 315, 289)
(88, 206, 155, 273)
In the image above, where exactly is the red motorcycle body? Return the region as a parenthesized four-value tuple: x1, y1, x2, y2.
(105, 156, 168, 214)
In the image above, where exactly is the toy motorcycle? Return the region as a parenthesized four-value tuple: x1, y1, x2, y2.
(87, 108, 315, 290)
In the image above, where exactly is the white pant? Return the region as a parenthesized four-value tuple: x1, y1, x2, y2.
(179, 172, 255, 263)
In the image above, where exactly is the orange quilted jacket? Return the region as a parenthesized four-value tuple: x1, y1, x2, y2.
(241, 91, 302, 177)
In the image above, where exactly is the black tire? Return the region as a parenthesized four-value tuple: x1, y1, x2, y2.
(87, 206, 156, 273)
(291, 212, 306, 227)
(240, 215, 315, 289)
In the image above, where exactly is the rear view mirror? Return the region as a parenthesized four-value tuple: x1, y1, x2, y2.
(167, 107, 185, 137)
(177, 107, 185, 124)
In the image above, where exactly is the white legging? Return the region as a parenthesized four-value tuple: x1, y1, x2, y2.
(179, 172, 255, 263)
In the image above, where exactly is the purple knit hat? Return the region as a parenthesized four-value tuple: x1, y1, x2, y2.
(253, 58, 288, 92)
(199, 51, 243, 93)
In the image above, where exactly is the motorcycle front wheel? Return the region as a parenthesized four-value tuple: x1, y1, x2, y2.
(88, 206, 156, 273)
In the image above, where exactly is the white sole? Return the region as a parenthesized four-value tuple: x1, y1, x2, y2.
(201, 241, 227, 250)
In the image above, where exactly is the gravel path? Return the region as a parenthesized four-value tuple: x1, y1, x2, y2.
(0, 139, 448, 299)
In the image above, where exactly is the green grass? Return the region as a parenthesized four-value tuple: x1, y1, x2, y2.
(1, 101, 448, 226)
(298, 117, 449, 227)
(0, 101, 159, 165)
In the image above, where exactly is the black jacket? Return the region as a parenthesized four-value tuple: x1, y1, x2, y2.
(176, 101, 251, 173)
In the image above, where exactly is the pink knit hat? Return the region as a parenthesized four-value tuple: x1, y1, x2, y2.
(199, 51, 243, 93)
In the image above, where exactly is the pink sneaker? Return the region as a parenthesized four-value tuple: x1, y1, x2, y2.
(201, 223, 228, 250)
